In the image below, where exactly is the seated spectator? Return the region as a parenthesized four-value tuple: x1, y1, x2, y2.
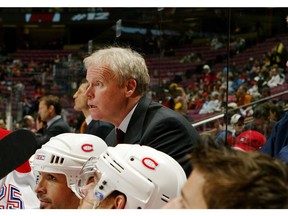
(231, 36, 246, 53)
(210, 35, 224, 50)
(260, 59, 288, 158)
(179, 52, 202, 63)
(231, 72, 244, 93)
(233, 130, 266, 152)
(199, 93, 220, 114)
(198, 94, 212, 114)
(189, 92, 203, 110)
(260, 111, 288, 158)
(259, 85, 271, 99)
(0, 118, 6, 129)
(267, 64, 285, 88)
(169, 83, 189, 120)
(235, 85, 252, 107)
(262, 52, 271, 68)
(201, 64, 218, 90)
(244, 106, 276, 139)
(247, 77, 261, 100)
(215, 113, 245, 146)
(269, 103, 285, 122)
(270, 38, 285, 67)
(163, 144, 288, 209)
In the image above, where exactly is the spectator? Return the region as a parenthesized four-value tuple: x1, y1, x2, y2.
(235, 84, 252, 107)
(168, 83, 189, 120)
(22, 96, 33, 116)
(231, 72, 244, 93)
(260, 110, 288, 158)
(199, 93, 221, 114)
(260, 60, 288, 158)
(33, 133, 107, 209)
(0, 118, 6, 129)
(210, 35, 224, 50)
(214, 113, 245, 146)
(233, 130, 266, 152)
(201, 64, 217, 91)
(76, 144, 186, 209)
(267, 64, 285, 88)
(269, 103, 285, 122)
(244, 105, 276, 139)
(262, 52, 271, 68)
(84, 46, 201, 177)
(163, 144, 288, 209)
(73, 80, 114, 139)
(260, 85, 271, 98)
(270, 38, 286, 68)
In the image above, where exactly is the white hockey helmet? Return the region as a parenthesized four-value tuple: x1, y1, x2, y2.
(33, 133, 107, 193)
(76, 144, 187, 209)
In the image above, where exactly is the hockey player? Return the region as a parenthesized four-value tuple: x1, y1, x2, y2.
(33, 133, 107, 209)
(0, 128, 39, 209)
(76, 144, 187, 209)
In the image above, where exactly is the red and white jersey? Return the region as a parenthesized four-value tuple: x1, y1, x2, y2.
(0, 129, 39, 209)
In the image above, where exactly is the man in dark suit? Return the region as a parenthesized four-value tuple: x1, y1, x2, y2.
(35, 95, 71, 149)
(73, 81, 114, 139)
(84, 46, 201, 176)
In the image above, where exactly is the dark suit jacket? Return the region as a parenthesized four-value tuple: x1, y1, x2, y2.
(105, 96, 201, 176)
(260, 112, 288, 157)
(84, 120, 114, 140)
(35, 117, 71, 149)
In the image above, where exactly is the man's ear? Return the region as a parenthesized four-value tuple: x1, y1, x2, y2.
(125, 78, 137, 97)
(114, 194, 126, 209)
(48, 105, 55, 113)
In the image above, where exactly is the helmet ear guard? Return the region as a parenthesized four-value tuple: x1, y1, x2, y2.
(76, 144, 187, 209)
(33, 133, 108, 193)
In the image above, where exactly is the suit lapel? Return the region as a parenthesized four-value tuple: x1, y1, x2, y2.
(47, 117, 62, 129)
(125, 96, 150, 144)
(105, 96, 151, 146)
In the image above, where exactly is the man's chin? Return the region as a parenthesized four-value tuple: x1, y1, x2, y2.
(40, 202, 51, 209)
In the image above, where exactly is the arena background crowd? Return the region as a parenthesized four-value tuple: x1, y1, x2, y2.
(0, 7, 288, 145)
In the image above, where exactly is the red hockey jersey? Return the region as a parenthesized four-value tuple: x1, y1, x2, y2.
(0, 128, 39, 209)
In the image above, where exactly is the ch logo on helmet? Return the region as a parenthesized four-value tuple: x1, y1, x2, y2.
(142, 157, 158, 170)
(35, 154, 45, 160)
(82, 144, 94, 152)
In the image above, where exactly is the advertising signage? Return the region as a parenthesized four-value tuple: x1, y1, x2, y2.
(0, 11, 110, 24)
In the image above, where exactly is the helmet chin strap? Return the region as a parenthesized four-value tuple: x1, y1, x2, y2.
(92, 195, 101, 209)
(92, 174, 116, 209)
(71, 184, 82, 199)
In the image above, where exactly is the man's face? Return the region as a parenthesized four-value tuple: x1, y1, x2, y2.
(73, 83, 89, 112)
(162, 168, 207, 209)
(85, 65, 127, 124)
(78, 179, 97, 209)
(78, 175, 121, 209)
(38, 101, 50, 122)
(35, 172, 79, 209)
(253, 117, 267, 132)
(234, 120, 244, 135)
(236, 87, 245, 97)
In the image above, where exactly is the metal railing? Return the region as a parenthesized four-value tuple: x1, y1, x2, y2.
(192, 89, 288, 129)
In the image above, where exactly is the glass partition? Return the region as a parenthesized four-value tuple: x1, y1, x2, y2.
(0, 8, 287, 139)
